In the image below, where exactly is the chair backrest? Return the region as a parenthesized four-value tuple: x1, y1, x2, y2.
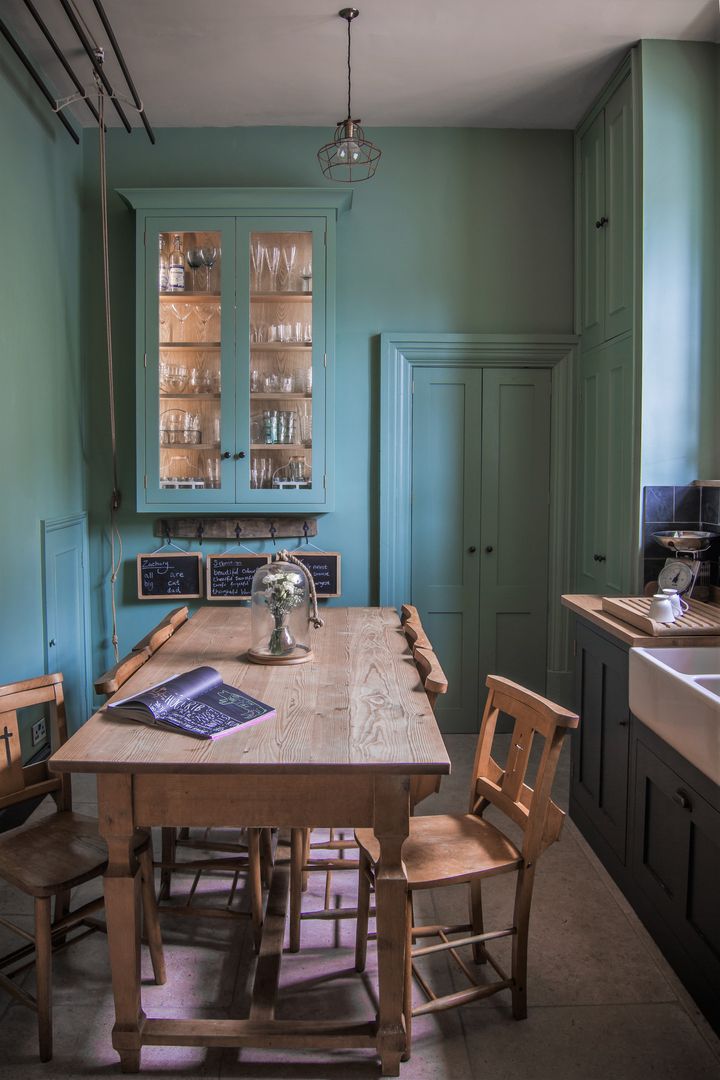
(0, 673, 70, 814)
(132, 605, 189, 655)
(413, 645, 449, 709)
(94, 647, 151, 699)
(400, 603, 431, 651)
(469, 675, 579, 862)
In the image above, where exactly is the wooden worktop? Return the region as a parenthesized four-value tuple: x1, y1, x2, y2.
(561, 594, 720, 648)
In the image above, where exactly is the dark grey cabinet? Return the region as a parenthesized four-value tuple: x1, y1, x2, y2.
(571, 620, 630, 869)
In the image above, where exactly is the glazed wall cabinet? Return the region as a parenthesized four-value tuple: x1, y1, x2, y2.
(578, 70, 634, 352)
(119, 188, 351, 512)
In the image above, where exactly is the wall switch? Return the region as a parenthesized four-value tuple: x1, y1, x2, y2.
(31, 718, 47, 747)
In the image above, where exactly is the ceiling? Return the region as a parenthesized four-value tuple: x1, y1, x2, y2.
(4, 0, 720, 132)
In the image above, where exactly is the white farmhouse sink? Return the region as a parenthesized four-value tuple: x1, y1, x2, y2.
(629, 647, 720, 786)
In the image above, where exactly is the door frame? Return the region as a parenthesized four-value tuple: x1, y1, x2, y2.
(379, 332, 578, 704)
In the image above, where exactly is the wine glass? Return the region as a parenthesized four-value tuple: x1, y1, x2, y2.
(195, 303, 217, 341)
(300, 261, 312, 293)
(186, 248, 203, 291)
(201, 245, 218, 292)
(170, 303, 192, 342)
(281, 244, 297, 291)
(250, 241, 266, 292)
(266, 246, 280, 292)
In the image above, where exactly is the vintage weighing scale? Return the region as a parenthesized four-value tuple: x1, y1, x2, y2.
(653, 530, 717, 598)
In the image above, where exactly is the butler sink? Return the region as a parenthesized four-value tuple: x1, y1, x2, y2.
(629, 647, 720, 786)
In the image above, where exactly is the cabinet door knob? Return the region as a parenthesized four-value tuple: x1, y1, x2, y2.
(673, 789, 691, 811)
(593, 553, 607, 562)
(221, 451, 231, 460)
(234, 451, 246, 460)
(595, 216, 609, 229)
(468, 546, 477, 554)
(485, 545, 494, 554)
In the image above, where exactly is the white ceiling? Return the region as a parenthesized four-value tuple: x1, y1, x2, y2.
(5, 0, 720, 131)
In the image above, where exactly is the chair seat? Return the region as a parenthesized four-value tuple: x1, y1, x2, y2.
(355, 813, 522, 889)
(0, 811, 134, 898)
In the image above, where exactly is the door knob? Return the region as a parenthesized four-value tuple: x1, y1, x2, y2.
(593, 553, 607, 562)
(485, 546, 494, 554)
(234, 451, 246, 460)
(673, 789, 691, 811)
(468, 546, 477, 554)
(595, 216, 608, 229)
(221, 450, 231, 460)
(48, 639, 56, 648)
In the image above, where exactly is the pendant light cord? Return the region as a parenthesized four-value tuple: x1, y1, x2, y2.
(97, 84, 122, 662)
(346, 15, 352, 120)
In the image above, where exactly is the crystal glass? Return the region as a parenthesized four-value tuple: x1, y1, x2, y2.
(281, 244, 297, 291)
(186, 247, 203, 291)
(196, 303, 218, 341)
(201, 245, 218, 292)
(170, 302, 192, 341)
(250, 241, 266, 292)
(266, 246, 280, 292)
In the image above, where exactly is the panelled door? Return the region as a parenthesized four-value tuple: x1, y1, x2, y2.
(411, 367, 551, 733)
(43, 514, 91, 734)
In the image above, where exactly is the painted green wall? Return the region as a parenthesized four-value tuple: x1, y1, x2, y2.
(0, 52, 85, 750)
(82, 126, 574, 679)
(640, 40, 719, 486)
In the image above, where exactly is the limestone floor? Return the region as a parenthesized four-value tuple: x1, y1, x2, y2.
(1, 735, 719, 1080)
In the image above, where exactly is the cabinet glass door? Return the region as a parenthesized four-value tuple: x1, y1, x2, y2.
(241, 222, 325, 504)
(145, 217, 235, 504)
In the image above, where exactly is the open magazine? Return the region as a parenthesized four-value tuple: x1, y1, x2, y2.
(106, 666, 275, 740)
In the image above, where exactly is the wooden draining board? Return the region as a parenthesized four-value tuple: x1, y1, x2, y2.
(601, 595, 720, 636)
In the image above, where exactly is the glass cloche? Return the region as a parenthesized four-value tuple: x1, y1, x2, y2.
(247, 561, 314, 664)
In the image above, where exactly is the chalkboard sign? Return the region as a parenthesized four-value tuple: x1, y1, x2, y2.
(293, 552, 341, 598)
(206, 554, 270, 600)
(137, 553, 203, 599)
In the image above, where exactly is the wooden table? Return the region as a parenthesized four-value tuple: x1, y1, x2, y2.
(50, 606, 449, 1075)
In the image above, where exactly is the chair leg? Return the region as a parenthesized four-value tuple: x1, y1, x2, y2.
(401, 892, 413, 1063)
(248, 828, 264, 952)
(138, 843, 166, 985)
(289, 828, 304, 953)
(511, 868, 535, 1020)
(260, 827, 274, 889)
(301, 828, 310, 892)
(34, 897, 53, 1062)
(160, 826, 176, 899)
(469, 878, 486, 964)
(354, 848, 371, 972)
(53, 889, 71, 946)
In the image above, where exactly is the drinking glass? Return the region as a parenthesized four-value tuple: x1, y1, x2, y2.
(300, 261, 312, 293)
(293, 321, 303, 343)
(250, 241, 266, 292)
(170, 303, 192, 342)
(186, 248, 203, 291)
(281, 244, 297, 291)
(201, 245, 218, 292)
(266, 246, 280, 292)
(250, 367, 261, 393)
(159, 307, 170, 343)
(195, 303, 217, 341)
(303, 322, 312, 344)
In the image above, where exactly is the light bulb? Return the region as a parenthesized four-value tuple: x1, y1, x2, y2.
(337, 138, 360, 164)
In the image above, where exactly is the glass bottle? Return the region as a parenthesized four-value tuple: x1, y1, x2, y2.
(158, 235, 169, 292)
(168, 234, 185, 292)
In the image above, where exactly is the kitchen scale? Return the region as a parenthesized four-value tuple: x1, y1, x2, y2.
(653, 531, 716, 597)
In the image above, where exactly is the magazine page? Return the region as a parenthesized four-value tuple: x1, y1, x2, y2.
(196, 683, 276, 726)
(108, 665, 222, 721)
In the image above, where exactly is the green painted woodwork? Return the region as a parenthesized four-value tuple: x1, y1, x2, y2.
(575, 335, 634, 596)
(478, 369, 551, 705)
(604, 75, 634, 341)
(42, 515, 91, 734)
(410, 367, 483, 731)
(579, 110, 605, 351)
(0, 45, 86, 754)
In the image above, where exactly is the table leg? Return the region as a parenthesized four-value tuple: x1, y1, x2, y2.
(97, 774, 145, 1073)
(373, 775, 410, 1077)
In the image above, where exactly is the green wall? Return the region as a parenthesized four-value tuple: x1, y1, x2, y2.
(0, 52, 85, 748)
(83, 126, 574, 680)
(640, 40, 719, 486)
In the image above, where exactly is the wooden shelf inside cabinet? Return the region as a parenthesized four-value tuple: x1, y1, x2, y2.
(251, 344, 312, 352)
(250, 444, 310, 451)
(160, 392, 221, 400)
(159, 293, 221, 302)
(160, 343, 222, 350)
(250, 392, 311, 400)
(160, 442, 220, 451)
(251, 292, 311, 302)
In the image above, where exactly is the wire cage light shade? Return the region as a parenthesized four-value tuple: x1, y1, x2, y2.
(317, 8, 381, 183)
(317, 118, 381, 182)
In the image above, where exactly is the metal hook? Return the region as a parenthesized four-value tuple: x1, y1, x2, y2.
(235, 523, 242, 541)
(196, 522, 204, 547)
(164, 520, 171, 546)
(303, 520, 310, 544)
(269, 522, 277, 547)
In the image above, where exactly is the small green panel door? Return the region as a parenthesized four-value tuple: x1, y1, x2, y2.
(478, 369, 551, 703)
(580, 110, 606, 351)
(43, 515, 91, 734)
(604, 75, 633, 341)
(576, 347, 606, 593)
(411, 367, 483, 732)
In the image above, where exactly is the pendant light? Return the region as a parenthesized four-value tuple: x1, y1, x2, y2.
(317, 8, 381, 182)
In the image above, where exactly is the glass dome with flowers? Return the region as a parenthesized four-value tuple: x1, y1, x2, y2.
(247, 560, 314, 664)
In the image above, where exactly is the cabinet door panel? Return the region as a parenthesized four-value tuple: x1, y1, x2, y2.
(579, 111, 606, 351)
(576, 352, 605, 592)
(572, 623, 629, 861)
(604, 75, 634, 341)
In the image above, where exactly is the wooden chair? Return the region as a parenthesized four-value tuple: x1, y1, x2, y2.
(93, 646, 150, 698)
(0, 673, 165, 1061)
(288, 611, 447, 952)
(354, 674, 579, 1060)
(132, 605, 189, 655)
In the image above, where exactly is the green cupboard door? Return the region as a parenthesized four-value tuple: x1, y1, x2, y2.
(410, 367, 483, 733)
(478, 369, 551, 706)
(580, 110, 606, 351)
(576, 346, 607, 594)
(604, 75, 634, 342)
(601, 336, 634, 594)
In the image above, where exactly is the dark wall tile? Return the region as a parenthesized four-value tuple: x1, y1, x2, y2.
(643, 486, 673, 523)
(673, 486, 700, 523)
(643, 559, 664, 587)
(701, 487, 720, 525)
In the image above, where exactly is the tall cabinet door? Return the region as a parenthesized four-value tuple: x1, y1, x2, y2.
(579, 111, 606, 352)
(411, 368, 483, 732)
(478, 369, 551, 699)
(604, 75, 634, 341)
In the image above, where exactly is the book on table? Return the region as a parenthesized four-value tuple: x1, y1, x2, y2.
(106, 665, 275, 740)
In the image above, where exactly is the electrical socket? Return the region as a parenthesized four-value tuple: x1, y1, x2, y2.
(31, 718, 47, 747)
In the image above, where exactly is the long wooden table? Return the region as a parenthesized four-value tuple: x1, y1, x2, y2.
(50, 606, 450, 1075)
